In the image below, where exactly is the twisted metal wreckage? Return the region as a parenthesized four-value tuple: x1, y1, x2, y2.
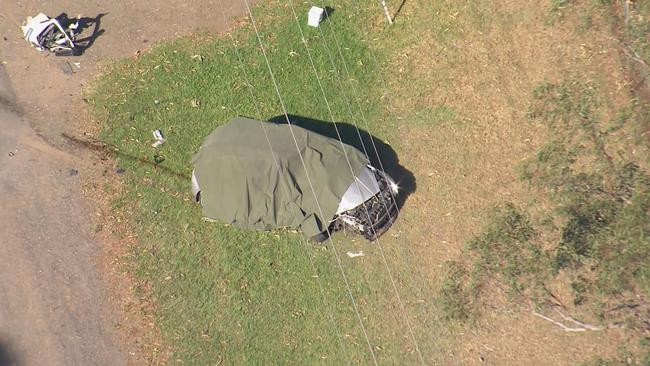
(21, 13, 79, 55)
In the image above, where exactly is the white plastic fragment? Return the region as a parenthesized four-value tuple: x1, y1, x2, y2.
(152, 129, 165, 147)
(308, 6, 325, 27)
(346, 251, 364, 258)
(22, 13, 56, 50)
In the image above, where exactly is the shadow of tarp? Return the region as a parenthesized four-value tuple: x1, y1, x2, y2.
(268, 114, 416, 210)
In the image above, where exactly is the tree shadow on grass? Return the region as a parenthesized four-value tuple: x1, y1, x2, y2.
(268, 114, 416, 210)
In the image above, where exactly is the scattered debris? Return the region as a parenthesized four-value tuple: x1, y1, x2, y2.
(190, 99, 200, 108)
(69, 168, 79, 176)
(73, 62, 81, 68)
(152, 129, 165, 147)
(346, 251, 364, 258)
(153, 154, 165, 164)
(60, 61, 74, 75)
(532, 306, 614, 332)
(308, 6, 325, 27)
(21, 13, 78, 55)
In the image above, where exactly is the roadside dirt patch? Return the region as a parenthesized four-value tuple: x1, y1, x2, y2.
(0, 0, 252, 147)
(0, 1, 254, 364)
(86, 165, 171, 365)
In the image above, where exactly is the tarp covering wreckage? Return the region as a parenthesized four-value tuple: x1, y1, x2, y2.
(192, 117, 398, 241)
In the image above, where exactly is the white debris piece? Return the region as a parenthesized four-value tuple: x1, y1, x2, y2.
(21, 13, 77, 54)
(152, 129, 165, 147)
(346, 251, 364, 258)
(308, 6, 325, 27)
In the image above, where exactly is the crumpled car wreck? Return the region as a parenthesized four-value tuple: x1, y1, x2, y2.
(191, 117, 399, 242)
(21, 13, 79, 55)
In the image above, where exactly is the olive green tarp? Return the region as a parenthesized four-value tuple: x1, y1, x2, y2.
(192, 117, 369, 237)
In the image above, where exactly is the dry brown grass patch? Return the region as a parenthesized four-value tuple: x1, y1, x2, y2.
(378, 0, 643, 363)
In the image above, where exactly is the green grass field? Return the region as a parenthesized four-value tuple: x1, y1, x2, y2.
(89, 0, 649, 364)
(89, 1, 435, 364)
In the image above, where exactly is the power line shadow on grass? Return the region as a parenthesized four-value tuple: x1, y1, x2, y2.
(268, 114, 416, 210)
(392, 0, 407, 23)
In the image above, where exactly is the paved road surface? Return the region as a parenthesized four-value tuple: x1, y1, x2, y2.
(0, 65, 123, 365)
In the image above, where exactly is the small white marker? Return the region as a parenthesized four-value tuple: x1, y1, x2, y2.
(346, 251, 364, 258)
(308, 6, 325, 27)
